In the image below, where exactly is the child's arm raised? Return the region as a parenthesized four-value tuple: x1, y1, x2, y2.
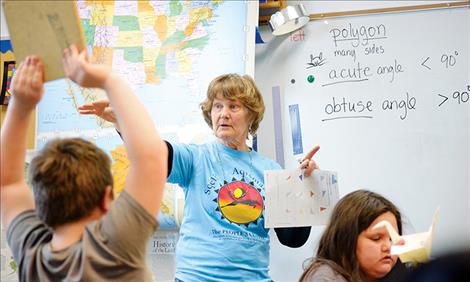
(1, 57, 43, 228)
(63, 45, 167, 216)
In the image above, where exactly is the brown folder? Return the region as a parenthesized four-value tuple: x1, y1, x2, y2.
(3, 0, 86, 81)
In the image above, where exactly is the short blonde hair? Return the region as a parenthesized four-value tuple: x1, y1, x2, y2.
(200, 73, 265, 136)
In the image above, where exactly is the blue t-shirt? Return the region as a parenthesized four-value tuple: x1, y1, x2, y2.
(168, 141, 281, 282)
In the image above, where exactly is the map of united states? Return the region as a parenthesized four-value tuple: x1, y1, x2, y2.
(78, 0, 220, 86)
(35, 0, 248, 230)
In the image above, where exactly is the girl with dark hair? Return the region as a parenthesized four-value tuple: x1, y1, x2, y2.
(300, 189, 408, 282)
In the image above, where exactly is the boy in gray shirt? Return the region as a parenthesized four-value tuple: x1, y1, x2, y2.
(1, 46, 168, 281)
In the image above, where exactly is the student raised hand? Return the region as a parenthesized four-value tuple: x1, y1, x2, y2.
(63, 45, 118, 127)
(10, 56, 44, 108)
(62, 44, 110, 89)
(299, 145, 320, 177)
(1, 55, 43, 228)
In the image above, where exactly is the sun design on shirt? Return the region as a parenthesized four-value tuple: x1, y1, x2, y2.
(214, 180, 264, 226)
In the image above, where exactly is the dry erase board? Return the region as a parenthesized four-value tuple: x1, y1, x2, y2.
(255, 7, 469, 282)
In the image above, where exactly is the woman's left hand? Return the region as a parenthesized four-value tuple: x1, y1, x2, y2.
(299, 145, 320, 177)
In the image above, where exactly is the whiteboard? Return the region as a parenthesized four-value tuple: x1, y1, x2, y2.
(255, 7, 469, 282)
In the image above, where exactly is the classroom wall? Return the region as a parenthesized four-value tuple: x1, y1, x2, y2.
(1, 2, 468, 282)
(0, 3, 8, 38)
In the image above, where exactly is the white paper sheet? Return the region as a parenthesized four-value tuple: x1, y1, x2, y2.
(264, 169, 339, 228)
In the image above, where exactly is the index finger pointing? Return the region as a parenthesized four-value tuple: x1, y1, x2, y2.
(304, 145, 320, 160)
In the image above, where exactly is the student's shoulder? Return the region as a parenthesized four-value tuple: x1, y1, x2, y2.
(7, 210, 51, 257)
(112, 190, 157, 221)
(95, 190, 158, 234)
(306, 264, 348, 282)
(7, 210, 42, 237)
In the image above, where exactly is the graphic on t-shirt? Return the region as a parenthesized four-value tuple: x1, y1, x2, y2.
(216, 181, 263, 225)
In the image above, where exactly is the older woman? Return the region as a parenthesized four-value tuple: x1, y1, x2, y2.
(299, 190, 410, 282)
(79, 73, 320, 281)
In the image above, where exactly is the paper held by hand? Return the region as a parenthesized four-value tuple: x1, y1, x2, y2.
(373, 207, 440, 263)
(264, 169, 339, 228)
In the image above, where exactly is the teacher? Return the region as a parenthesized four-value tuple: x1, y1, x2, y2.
(79, 73, 319, 281)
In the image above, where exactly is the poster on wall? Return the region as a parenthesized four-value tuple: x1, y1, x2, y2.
(0, 39, 15, 106)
